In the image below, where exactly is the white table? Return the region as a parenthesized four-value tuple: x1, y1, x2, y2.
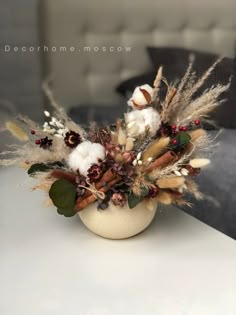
(1, 167, 236, 315)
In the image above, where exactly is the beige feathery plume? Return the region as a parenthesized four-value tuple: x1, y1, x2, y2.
(185, 179, 204, 200)
(142, 137, 170, 162)
(125, 138, 134, 151)
(152, 66, 163, 102)
(189, 158, 210, 168)
(117, 128, 127, 146)
(156, 191, 172, 205)
(157, 176, 185, 189)
(188, 129, 207, 142)
(177, 83, 230, 125)
(6, 121, 29, 142)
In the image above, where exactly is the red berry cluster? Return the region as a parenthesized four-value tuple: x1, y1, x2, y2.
(170, 120, 201, 145)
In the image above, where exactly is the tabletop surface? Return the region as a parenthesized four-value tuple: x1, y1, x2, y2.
(1, 167, 236, 315)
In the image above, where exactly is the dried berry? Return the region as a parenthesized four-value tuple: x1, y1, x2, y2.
(64, 131, 81, 148)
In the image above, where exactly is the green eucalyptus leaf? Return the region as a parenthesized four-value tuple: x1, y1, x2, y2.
(28, 161, 64, 176)
(173, 132, 191, 148)
(128, 186, 149, 209)
(57, 207, 76, 217)
(49, 179, 77, 216)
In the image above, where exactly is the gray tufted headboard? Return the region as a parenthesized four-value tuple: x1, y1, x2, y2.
(40, 0, 236, 111)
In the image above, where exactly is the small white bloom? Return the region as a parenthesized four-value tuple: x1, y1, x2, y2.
(68, 141, 105, 176)
(44, 111, 50, 117)
(174, 170, 182, 177)
(56, 121, 65, 129)
(51, 117, 57, 124)
(181, 168, 189, 176)
(43, 122, 49, 128)
(127, 84, 154, 108)
(137, 152, 142, 160)
(54, 134, 63, 138)
(147, 157, 153, 162)
(132, 159, 138, 166)
(138, 160, 143, 166)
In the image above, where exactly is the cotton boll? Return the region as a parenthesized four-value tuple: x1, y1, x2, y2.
(126, 107, 161, 137)
(67, 141, 105, 176)
(127, 84, 154, 108)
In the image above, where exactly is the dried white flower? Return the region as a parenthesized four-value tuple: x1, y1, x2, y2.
(67, 141, 105, 176)
(44, 111, 50, 117)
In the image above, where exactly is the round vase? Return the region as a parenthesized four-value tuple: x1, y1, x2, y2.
(78, 201, 157, 240)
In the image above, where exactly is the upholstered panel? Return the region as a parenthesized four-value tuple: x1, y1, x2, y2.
(41, 0, 236, 110)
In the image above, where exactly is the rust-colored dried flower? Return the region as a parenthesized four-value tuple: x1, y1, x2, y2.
(87, 164, 103, 182)
(111, 193, 126, 207)
(148, 186, 159, 198)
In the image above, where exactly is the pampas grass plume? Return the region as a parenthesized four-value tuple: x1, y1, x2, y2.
(157, 176, 185, 189)
(142, 137, 170, 162)
(189, 158, 210, 168)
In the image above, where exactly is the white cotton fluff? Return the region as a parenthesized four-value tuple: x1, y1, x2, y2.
(127, 84, 154, 108)
(125, 107, 161, 137)
(67, 141, 105, 176)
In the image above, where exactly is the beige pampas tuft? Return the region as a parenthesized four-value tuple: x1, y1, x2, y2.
(125, 137, 134, 151)
(142, 137, 170, 162)
(189, 158, 210, 168)
(117, 128, 127, 146)
(6, 121, 29, 142)
(156, 176, 185, 189)
(156, 191, 172, 205)
(188, 129, 207, 142)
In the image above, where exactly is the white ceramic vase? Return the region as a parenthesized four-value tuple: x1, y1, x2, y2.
(78, 201, 157, 239)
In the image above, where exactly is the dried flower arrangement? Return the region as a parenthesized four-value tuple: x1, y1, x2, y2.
(0, 61, 230, 218)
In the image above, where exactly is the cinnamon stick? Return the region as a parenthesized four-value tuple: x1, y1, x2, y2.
(75, 176, 121, 212)
(51, 170, 76, 184)
(145, 151, 178, 173)
(77, 168, 117, 201)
